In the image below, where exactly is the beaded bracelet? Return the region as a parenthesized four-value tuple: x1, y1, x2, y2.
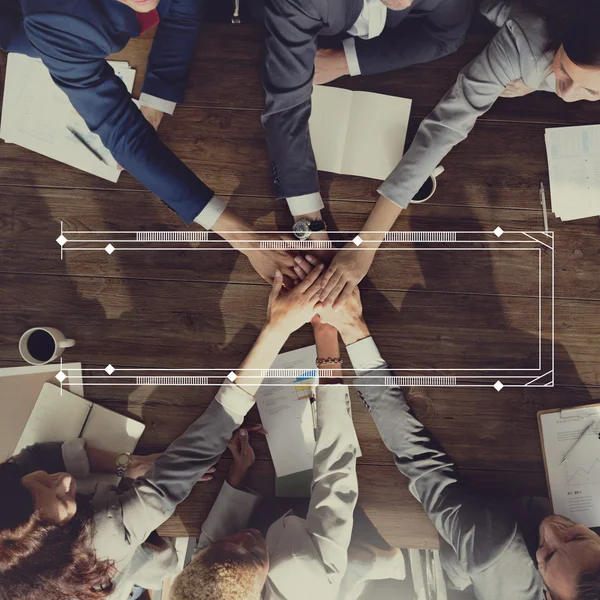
(316, 357, 344, 367)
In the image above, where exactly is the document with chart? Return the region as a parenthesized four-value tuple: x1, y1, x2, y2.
(538, 405, 600, 527)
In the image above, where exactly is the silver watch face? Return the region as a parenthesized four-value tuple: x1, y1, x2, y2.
(117, 453, 130, 467)
(293, 219, 311, 240)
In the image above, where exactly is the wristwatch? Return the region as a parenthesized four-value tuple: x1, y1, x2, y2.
(293, 219, 327, 241)
(116, 453, 131, 478)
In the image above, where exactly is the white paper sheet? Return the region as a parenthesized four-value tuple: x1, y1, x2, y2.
(545, 125, 600, 221)
(309, 85, 412, 181)
(0, 54, 136, 182)
(15, 383, 92, 453)
(540, 408, 600, 527)
(255, 346, 318, 478)
(0, 362, 84, 461)
(12, 382, 145, 490)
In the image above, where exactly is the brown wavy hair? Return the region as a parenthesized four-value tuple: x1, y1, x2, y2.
(0, 461, 116, 600)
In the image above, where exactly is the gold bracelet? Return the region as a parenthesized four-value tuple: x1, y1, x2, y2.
(316, 357, 344, 367)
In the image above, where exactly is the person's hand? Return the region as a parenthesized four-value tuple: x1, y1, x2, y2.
(319, 243, 376, 308)
(245, 233, 299, 290)
(314, 49, 350, 85)
(140, 104, 164, 131)
(500, 79, 535, 98)
(226, 424, 267, 489)
(294, 254, 371, 344)
(266, 262, 325, 336)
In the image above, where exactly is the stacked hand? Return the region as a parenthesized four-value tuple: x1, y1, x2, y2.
(226, 424, 267, 489)
(317, 246, 375, 308)
(292, 255, 370, 344)
(243, 233, 301, 290)
(266, 261, 325, 336)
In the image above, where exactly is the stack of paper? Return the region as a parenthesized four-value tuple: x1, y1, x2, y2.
(0, 53, 136, 182)
(309, 85, 412, 181)
(545, 124, 600, 221)
(255, 345, 319, 491)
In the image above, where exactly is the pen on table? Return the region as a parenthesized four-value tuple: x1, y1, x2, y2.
(310, 396, 317, 439)
(67, 127, 109, 165)
(539, 181, 549, 233)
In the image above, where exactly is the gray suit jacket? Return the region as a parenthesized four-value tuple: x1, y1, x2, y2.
(261, 0, 473, 201)
(354, 352, 546, 600)
(379, 0, 555, 206)
(13, 383, 256, 600)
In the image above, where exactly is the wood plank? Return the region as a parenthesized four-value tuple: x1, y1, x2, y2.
(0, 271, 597, 465)
(76, 380, 594, 475)
(156, 459, 441, 549)
(0, 273, 550, 369)
(118, 23, 599, 127)
(156, 459, 548, 548)
(0, 113, 560, 209)
(4, 187, 596, 301)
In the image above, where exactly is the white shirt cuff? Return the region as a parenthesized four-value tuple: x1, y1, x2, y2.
(198, 481, 261, 547)
(346, 336, 386, 374)
(139, 93, 177, 116)
(193, 195, 227, 230)
(343, 38, 362, 77)
(216, 382, 255, 419)
(286, 192, 324, 217)
(61, 439, 90, 479)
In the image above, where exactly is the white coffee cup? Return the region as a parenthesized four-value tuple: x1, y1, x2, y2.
(19, 327, 76, 365)
(410, 165, 445, 204)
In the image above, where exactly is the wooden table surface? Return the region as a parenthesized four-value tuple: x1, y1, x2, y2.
(1, 15, 599, 550)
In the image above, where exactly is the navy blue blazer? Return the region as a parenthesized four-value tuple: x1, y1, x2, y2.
(2, 0, 211, 225)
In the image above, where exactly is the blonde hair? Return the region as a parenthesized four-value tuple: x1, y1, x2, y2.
(171, 546, 262, 600)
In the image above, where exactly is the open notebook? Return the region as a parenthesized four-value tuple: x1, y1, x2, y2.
(309, 85, 412, 181)
(14, 383, 145, 490)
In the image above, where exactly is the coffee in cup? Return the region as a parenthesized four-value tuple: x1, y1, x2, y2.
(19, 327, 75, 365)
(410, 165, 445, 204)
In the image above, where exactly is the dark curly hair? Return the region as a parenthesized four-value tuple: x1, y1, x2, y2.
(0, 461, 116, 600)
(509, 0, 600, 66)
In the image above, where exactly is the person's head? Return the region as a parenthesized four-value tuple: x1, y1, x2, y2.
(116, 0, 160, 14)
(380, 0, 414, 10)
(537, 514, 600, 600)
(172, 528, 269, 600)
(551, 17, 600, 103)
(512, 0, 600, 101)
(0, 461, 114, 600)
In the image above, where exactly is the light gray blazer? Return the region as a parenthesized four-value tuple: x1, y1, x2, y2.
(379, 0, 556, 207)
(13, 383, 256, 600)
(195, 385, 361, 599)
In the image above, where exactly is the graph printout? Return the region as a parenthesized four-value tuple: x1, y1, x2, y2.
(540, 409, 600, 527)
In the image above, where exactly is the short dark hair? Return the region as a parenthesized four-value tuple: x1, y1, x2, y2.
(0, 461, 115, 600)
(562, 5, 600, 68)
(576, 569, 600, 600)
(509, 0, 600, 67)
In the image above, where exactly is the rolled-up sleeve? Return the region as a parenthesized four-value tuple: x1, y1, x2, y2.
(196, 481, 262, 551)
(61, 438, 90, 478)
(113, 383, 256, 547)
(13, 441, 75, 475)
(306, 385, 359, 590)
